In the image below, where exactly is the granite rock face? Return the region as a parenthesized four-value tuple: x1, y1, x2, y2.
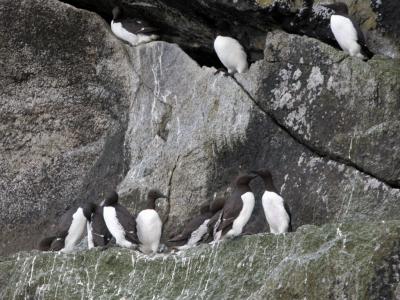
(238, 30, 400, 186)
(0, 0, 133, 254)
(1, 0, 400, 298)
(1, 0, 400, 256)
(118, 36, 400, 238)
(2, 222, 400, 299)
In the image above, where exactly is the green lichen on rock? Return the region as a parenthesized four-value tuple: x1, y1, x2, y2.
(2, 221, 400, 299)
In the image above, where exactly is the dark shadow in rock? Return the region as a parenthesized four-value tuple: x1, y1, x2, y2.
(78, 122, 130, 207)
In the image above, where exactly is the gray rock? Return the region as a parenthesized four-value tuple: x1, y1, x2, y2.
(1, 0, 400, 261)
(237, 30, 400, 186)
(0, 0, 133, 255)
(115, 36, 400, 238)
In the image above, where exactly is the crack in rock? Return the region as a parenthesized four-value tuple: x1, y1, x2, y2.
(231, 75, 400, 190)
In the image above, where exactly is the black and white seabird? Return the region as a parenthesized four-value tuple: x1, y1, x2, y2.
(168, 203, 215, 250)
(87, 204, 113, 249)
(111, 6, 158, 47)
(214, 35, 248, 75)
(324, 2, 372, 59)
(252, 169, 292, 234)
(102, 191, 138, 248)
(214, 174, 257, 241)
(136, 189, 168, 254)
(38, 202, 96, 253)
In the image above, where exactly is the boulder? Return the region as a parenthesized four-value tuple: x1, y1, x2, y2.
(0, 0, 133, 255)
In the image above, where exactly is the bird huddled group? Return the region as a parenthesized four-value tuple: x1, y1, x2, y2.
(39, 169, 291, 254)
(39, 1, 370, 254)
(39, 189, 168, 254)
(109, 2, 372, 76)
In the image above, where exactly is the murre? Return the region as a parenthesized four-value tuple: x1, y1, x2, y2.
(214, 35, 249, 75)
(324, 2, 372, 59)
(38, 202, 96, 253)
(214, 174, 257, 241)
(136, 189, 168, 254)
(102, 191, 138, 248)
(252, 168, 292, 234)
(111, 6, 158, 46)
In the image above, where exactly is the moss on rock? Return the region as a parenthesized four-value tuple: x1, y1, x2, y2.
(2, 221, 400, 299)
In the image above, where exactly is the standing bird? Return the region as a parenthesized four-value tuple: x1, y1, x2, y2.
(38, 202, 96, 253)
(252, 169, 292, 234)
(103, 191, 138, 248)
(214, 35, 248, 75)
(136, 189, 168, 254)
(214, 174, 257, 241)
(87, 204, 113, 249)
(324, 2, 372, 59)
(111, 6, 158, 47)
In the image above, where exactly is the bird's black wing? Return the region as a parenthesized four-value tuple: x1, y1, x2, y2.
(283, 201, 293, 232)
(91, 207, 112, 247)
(349, 16, 373, 58)
(121, 18, 158, 34)
(50, 233, 67, 251)
(38, 236, 57, 251)
(115, 204, 139, 244)
(217, 191, 243, 235)
(210, 195, 226, 213)
(168, 213, 212, 243)
(55, 207, 75, 236)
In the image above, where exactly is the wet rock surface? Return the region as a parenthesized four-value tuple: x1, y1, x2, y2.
(2, 221, 400, 299)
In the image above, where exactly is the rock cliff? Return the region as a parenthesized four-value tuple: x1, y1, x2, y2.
(1, 0, 400, 298)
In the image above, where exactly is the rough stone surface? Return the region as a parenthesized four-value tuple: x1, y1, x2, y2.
(116, 37, 400, 239)
(1, 0, 400, 298)
(59, 0, 400, 61)
(2, 0, 400, 257)
(0, 0, 133, 255)
(238, 30, 400, 187)
(2, 221, 400, 299)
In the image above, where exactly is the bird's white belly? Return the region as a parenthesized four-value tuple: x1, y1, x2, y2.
(111, 21, 157, 46)
(62, 208, 87, 253)
(262, 191, 289, 234)
(330, 15, 360, 56)
(228, 192, 255, 237)
(87, 222, 94, 249)
(103, 206, 133, 248)
(214, 36, 248, 74)
(136, 209, 162, 254)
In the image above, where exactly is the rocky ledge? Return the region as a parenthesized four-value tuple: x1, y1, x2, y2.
(2, 221, 400, 299)
(1, 0, 400, 256)
(1, 0, 400, 298)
